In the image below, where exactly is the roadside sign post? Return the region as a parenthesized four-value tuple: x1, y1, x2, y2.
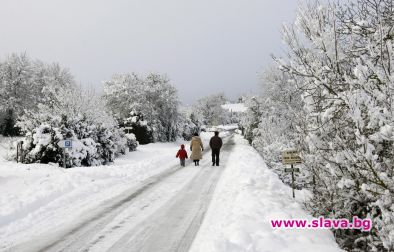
(58, 139, 73, 168)
(17, 141, 25, 163)
(124, 127, 133, 134)
(17, 143, 19, 163)
(282, 150, 302, 198)
(291, 164, 295, 198)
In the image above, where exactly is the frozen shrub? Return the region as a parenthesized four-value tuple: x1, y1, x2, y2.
(16, 88, 129, 167)
(125, 133, 138, 151)
(121, 112, 153, 145)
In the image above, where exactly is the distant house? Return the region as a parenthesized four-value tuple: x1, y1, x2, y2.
(221, 103, 248, 113)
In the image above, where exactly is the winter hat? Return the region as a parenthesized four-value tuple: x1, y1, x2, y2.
(181, 144, 185, 149)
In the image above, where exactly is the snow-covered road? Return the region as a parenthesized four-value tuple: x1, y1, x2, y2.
(1, 132, 342, 252)
(107, 139, 233, 252)
(3, 135, 234, 252)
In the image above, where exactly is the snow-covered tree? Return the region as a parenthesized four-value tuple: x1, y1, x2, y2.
(242, 68, 306, 187)
(103, 72, 180, 143)
(0, 53, 74, 136)
(178, 110, 201, 141)
(271, 0, 394, 250)
(194, 93, 229, 126)
(241, 96, 262, 144)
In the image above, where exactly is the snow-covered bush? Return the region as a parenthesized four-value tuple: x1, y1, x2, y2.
(21, 123, 62, 164)
(16, 88, 128, 167)
(125, 133, 138, 152)
(121, 112, 153, 145)
(103, 72, 180, 143)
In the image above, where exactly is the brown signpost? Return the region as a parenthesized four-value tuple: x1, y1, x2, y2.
(282, 150, 302, 198)
(282, 150, 302, 165)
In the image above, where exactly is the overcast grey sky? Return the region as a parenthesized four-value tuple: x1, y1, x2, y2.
(0, 0, 299, 104)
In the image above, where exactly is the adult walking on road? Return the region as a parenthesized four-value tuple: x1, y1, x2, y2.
(190, 132, 204, 166)
(209, 131, 223, 166)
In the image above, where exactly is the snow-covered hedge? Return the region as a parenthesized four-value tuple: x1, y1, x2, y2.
(14, 88, 134, 167)
(14, 115, 128, 167)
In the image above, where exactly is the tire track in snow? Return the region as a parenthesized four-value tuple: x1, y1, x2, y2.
(8, 134, 235, 252)
(105, 136, 235, 252)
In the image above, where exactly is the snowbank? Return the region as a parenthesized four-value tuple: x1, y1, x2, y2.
(190, 135, 342, 252)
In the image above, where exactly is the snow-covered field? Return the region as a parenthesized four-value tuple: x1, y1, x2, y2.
(190, 135, 342, 252)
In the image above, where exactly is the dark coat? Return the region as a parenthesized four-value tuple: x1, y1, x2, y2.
(209, 136, 223, 150)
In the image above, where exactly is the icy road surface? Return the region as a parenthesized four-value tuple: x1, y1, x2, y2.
(1, 133, 341, 252)
(5, 136, 235, 252)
